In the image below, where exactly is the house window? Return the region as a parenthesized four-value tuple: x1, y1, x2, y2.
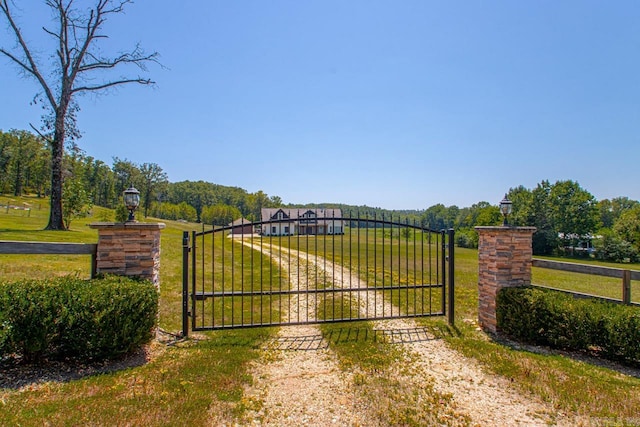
(271, 226, 277, 234)
(284, 226, 289, 234)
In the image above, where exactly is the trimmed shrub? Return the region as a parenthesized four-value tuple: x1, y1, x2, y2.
(0, 275, 158, 362)
(497, 287, 640, 365)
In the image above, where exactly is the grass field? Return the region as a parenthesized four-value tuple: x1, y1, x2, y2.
(1, 195, 639, 425)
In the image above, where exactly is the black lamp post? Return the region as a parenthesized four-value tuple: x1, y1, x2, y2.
(123, 186, 140, 222)
(499, 194, 513, 226)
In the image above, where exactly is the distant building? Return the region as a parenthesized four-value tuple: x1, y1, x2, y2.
(260, 208, 345, 236)
(228, 218, 254, 235)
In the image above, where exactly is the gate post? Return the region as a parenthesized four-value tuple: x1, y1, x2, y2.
(447, 228, 455, 325)
(475, 226, 536, 333)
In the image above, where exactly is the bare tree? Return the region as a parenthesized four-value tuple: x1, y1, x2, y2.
(0, 0, 159, 229)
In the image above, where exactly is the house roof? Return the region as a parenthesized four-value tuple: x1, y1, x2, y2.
(261, 208, 342, 221)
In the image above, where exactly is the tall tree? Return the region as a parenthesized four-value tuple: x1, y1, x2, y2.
(0, 0, 158, 229)
(548, 180, 598, 249)
(139, 162, 168, 218)
(613, 205, 640, 253)
(112, 157, 142, 195)
(6, 130, 42, 196)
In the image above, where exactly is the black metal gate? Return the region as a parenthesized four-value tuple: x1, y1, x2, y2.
(181, 215, 454, 336)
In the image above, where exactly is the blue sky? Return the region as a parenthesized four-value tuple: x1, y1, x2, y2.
(1, 1, 639, 210)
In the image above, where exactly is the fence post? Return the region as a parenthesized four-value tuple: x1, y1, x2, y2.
(90, 252, 97, 279)
(622, 270, 632, 305)
(475, 226, 536, 334)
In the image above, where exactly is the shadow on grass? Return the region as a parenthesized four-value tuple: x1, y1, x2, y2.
(0, 330, 184, 391)
(0, 346, 151, 391)
(490, 333, 640, 380)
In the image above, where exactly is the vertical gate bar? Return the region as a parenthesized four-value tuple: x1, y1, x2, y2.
(295, 215, 300, 323)
(397, 216, 401, 316)
(412, 219, 416, 315)
(448, 228, 455, 325)
(357, 212, 361, 319)
(288, 220, 292, 324)
(278, 228, 282, 325)
(394, 216, 397, 316)
(212, 226, 216, 328)
(420, 226, 425, 315)
(391, 214, 402, 316)
(405, 219, 409, 316)
(373, 213, 377, 319)
(421, 229, 432, 314)
(304, 224, 317, 322)
(260, 226, 264, 325)
(348, 214, 352, 319)
(250, 222, 254, 326)
(221, 228, 225, 328)
(374, 213, 384, 317)
(313, 217, 327, 320)
(323, 214, 328, 320)
(363, 213, 368, 319)
(441, 230, 446, 315)
(201, 224, 205, 330)
(269, 224, 272, 325)
(239, 222, 244, 325)
(182, 231, 189, 337)
(231, 226, 235, 326)
(191, 230, 197, 331)
(332, 215, 335, 321)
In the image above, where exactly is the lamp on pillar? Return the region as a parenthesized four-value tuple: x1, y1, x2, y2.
(499, 194, 513, 226)
(123, 186, 140, 222)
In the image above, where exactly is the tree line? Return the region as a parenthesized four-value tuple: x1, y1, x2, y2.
(0, 129, 282, 226)
(422, 180, 640, 263)
(3, 129, 639, 262)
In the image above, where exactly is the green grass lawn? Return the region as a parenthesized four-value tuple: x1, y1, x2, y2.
(1, 197, 639, 425)
(532, 255, 640, 304)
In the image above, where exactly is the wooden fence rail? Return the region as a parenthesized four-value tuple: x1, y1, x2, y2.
(0, 240, 98, 279)
(532, 258, 638, 306)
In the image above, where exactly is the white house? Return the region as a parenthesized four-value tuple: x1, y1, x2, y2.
(260, 208, 345, 236)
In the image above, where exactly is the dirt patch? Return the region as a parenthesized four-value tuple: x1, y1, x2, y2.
(241, 324, 372, 426)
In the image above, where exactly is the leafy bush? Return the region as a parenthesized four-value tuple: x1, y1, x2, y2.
(497, 287, 640, 365)
(0, 276, 158, 362)
(455, 228, 478, 248)
(593, 230, 639, 263)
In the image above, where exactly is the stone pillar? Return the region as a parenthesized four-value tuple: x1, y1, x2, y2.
(475, 226, 536, 333)
(89, 222, 165, 288)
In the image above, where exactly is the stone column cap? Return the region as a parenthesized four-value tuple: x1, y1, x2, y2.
(475, 226, 537, 232)
(89, 222, 166, 230)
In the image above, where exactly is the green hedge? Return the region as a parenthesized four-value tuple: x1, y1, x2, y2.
(0, 275, 158, 362)
(497, 287, 640, 365)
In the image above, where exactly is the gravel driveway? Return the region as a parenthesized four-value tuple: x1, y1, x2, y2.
(236, 241, 583, 426)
